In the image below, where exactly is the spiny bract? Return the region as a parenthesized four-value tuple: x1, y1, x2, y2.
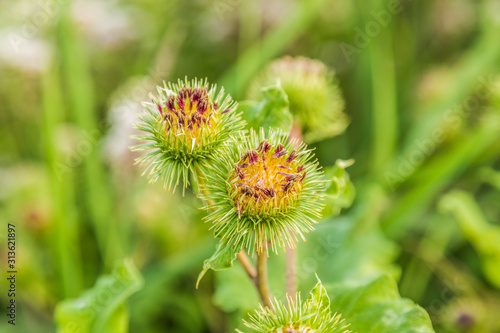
(201, 128, 325, 254)
(132, 78, 244, 193)
(237, 277, 351, 333)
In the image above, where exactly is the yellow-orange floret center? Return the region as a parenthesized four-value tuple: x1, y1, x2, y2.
(157, 87, 227, 145)
(229, 141, 306, 216)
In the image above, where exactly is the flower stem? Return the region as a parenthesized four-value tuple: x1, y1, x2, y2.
(286, 248, 296, 295)
(257, 246, 272, 309)
(237, 251, 257, 280)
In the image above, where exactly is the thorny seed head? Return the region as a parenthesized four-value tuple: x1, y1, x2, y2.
(132, 78, 244, 193)
(248, 56, 348, 143)
(236, 276, 351, 333)
(201, 128, 326, 254)
(230, 142, 306, 215)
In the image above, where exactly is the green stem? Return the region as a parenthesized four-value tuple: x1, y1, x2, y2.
(257, 246, 272, 309)
(286, 248, 296, 296)
(369, 25, 397, 174)
(58, 9, 119, 268)
(237, 251, 257, 282)
(41, 62, 84, 298)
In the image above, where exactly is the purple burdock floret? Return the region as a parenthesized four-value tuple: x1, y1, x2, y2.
(281, 181, 294, 192)
(286, 150, 298, 163)
(163, 113, 174, 125)
(300, 171, 307, 182)
(257, 140, 272, 153)
(285, 173, 301, 182)
(166, 96, 176, 111)
(198, 100, 208, 114)
(235, 165, 245, 179)
(191, 89, 202, 103)
(261, 187, 276, 198)
(273, 144, 287, 158)
(176, 94, 185, 110)
(178, 87, 189, 99)
(246, 150, 259, 164)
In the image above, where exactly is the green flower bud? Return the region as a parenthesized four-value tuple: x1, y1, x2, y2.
(201, 128, 325, 254)
(248, 56, 348, 142)
(132, 78, 244, 192)
(237, 277, 351, 333)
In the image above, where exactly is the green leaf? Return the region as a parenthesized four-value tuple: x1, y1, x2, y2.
(298, 217, 400, 289)
(196, 240, 239, 288)
(327, 276, 435, 333)
(103, 304, 128, 333)
(323, 159, 356, 217)
(479, 167, 500, 190)
(213, 264, 260, 312)
(439, 190, 500, 289)
(309, 275, 331, 311)
(55, 260, 144, 333)
(240, 83, 293, 134)
(238, 100, 261, 128)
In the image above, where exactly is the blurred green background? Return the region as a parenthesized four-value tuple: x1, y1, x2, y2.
(1, 0, 500, 332)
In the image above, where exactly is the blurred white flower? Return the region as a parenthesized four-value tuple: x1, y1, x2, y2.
(71, 0, 137, 48)
(0, 30, 51, 74)
(103, 76, 156, 169)
(262, 0, 295, 29)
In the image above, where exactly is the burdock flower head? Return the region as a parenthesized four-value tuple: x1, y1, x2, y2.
(202, 128, 325, 254)
(237, 277, 351, 333)
(133, 78, 244, 192)
(248, 56, 347, 143)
